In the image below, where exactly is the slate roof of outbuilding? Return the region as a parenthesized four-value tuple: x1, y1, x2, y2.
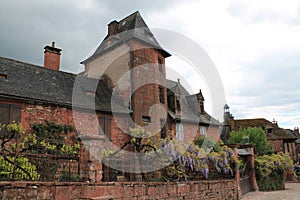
(81, 11, 170, 64)
(0, 56, 128, 113)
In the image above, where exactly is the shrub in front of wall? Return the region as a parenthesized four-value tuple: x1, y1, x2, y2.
(255, 152, 293, 191)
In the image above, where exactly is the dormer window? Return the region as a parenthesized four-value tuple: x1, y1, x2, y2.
(176, 99, 181, 111)
(167, 94, 175, 111)
(267, 128, 272, 134)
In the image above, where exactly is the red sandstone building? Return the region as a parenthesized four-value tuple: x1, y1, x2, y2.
(0, 12, 221, 183)
(0, 12, 221, 145)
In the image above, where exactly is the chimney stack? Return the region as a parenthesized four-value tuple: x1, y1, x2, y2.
(108, 20, 119, 37)
(196, 90, 205, 114)
(294, 127, 299, 135)
(44, 42, 62, 71)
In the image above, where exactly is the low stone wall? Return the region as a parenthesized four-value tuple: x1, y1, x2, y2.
(0, 179, 238, 200)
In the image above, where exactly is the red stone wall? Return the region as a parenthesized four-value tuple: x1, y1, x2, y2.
(0, 180, 238, 200)
(168, 120, 221, 143)
(20, 102, 131, 147)
(207, 125, 221, 141)
(269, 139, 283, 153)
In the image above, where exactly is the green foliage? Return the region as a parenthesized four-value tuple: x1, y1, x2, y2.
(255, 152, 292, 191)
(0, 123, 39, 181)
(29, 121, 78, 155)
(255, 152, 293, 178)
(227, 127, 273, 155)
(59, 171, 80, 182)
(0, 121, 79, 181)
(194, 136, 222, 152)
(0, 156, 39, 181)
(105, 127, 239, 181)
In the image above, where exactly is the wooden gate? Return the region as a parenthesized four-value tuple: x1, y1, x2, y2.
(239, 158, 252, 194)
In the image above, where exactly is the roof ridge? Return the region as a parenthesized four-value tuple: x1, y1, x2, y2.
(235, 118, 268, 121)
(119, 11, 140, 23)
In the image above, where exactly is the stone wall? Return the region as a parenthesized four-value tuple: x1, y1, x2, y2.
(0, 180, 238, 200)
(269, 139, 283, 153)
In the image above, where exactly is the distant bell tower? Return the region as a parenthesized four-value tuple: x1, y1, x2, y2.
(223, 104, 230, 124)
(221, 104, 231, 143)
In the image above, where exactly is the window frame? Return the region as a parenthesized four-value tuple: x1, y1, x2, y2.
(158, 57, 163, 72)
(0, 104, 21, 124)
(200, 126, 207, 136)
(159, 86, 165, 104)
(176, 123, 184, 140)
(98, 115, 112, 140)
(160, 119, 166, 138)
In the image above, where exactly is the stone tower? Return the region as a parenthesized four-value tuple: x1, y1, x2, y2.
(81, 11, 171, 137)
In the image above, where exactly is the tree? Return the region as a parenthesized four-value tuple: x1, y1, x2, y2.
(227, 127, 273, 155)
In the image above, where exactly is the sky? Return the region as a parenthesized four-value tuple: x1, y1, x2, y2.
(0, 0, 300, 129)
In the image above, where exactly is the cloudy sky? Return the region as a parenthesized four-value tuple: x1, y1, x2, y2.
(1, 0, 300, 129)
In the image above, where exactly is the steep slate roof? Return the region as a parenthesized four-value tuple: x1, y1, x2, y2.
(168, 109, 221, 126)
(166, 80, 221, 126)
(166, 79, 190, 96)
(233, 118, 297, 140)
(0, 56, 128, 112)
(81, 11, 170, 64)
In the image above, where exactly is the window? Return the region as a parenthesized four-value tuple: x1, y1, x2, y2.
(176, 99, 181, 111)
(200, 127, 206, 136)
(167, 95, 175, 111)
(160, 119, 166, 138)
(142, 116, 151, 123)
(168, 120, 172, 132)
(0, 104, 21, 124)
(159, 87, 165, 104)
(98, 116, 112, 139)
(176, 123, 184, 140)
(158, 57, 163, 72)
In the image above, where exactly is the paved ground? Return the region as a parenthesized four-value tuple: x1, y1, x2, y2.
(242, 183, 300, 200)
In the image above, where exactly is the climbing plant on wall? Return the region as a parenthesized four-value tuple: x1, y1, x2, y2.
(0, 123, 39, 180)
(103, 127, 239, 181)
(0, 121, 80, 181)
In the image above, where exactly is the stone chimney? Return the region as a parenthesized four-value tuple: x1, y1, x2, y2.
(108, 20, 119, 37)
(44, 42, 62, 71)
(196, 90, 205, 114)
(294, 127, 299, 135)
(272, 118, 278, 127)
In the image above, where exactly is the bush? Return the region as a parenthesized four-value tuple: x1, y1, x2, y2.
(255, 152, 293, 191)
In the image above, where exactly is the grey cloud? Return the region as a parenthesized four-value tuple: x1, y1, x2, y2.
(0, 0, 179, 73)
(226, 1, 299, 25)
(232, 50, 300, 107)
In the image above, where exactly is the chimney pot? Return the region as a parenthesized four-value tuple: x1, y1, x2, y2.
(44, 42, 62, 71)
